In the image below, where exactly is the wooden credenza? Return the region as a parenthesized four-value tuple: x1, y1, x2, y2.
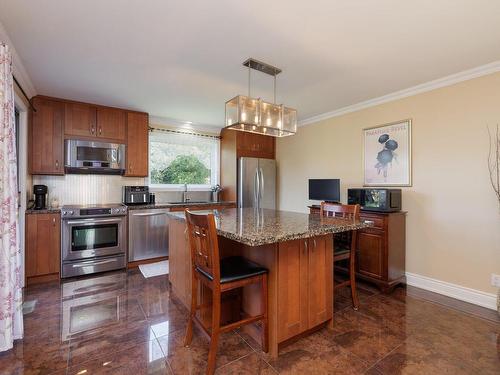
(309, 205, 406, 292)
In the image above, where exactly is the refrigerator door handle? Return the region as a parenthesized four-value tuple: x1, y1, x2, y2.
(254, 169, 259, 206)
(259, 167, 264, 201)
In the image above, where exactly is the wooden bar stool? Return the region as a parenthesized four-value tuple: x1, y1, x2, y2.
(320, 202, 361, 310)
(184, 209, 269, 375)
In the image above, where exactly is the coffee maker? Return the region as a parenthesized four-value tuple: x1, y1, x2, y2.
(33, 185, 48, 210)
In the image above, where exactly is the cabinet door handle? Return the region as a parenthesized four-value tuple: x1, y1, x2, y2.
(90, 126, 95, 134)
(129, 164, 132, 171)
(304, 239, 308, 254)
(99, 127, 102, 135)
(313, 238, 317, 250)
(52, 217, 56, 226)
(55, 160, 59, 169)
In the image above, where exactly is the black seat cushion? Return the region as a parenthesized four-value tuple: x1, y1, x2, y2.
(196, 256, 268, 284)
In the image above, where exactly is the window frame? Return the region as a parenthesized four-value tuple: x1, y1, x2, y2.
(147, 129, 220, 191)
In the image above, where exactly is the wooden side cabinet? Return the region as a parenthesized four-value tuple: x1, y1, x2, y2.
(25, 213, 61, 284)
(309, 206, 406, 292)
(30, 97, 64, 175)
(125, 112, 149, 177)
(277, 235, 333, 342)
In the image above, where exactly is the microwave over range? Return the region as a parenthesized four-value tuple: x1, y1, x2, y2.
(65, 139, 126, 175)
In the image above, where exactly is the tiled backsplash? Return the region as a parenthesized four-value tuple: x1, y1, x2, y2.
(30, 175, 212, 206)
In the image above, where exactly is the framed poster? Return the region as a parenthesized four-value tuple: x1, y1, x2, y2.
(363, 119, 412, 186)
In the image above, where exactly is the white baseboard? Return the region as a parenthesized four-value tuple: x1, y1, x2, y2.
(405, 272, 497, 311)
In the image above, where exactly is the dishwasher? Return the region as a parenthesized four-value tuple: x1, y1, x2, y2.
(128, 208, 170, 261)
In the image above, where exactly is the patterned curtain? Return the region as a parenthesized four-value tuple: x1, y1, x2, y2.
(0, 43, 23, 352)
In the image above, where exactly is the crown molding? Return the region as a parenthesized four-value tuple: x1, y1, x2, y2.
(0, 21, 37, 98)
(299, 60, 500, 127)
(149, 115, 222, 135)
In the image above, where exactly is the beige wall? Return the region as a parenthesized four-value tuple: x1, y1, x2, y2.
(276, 72, 500, 294)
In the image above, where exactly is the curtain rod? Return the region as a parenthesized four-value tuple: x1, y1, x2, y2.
(149, 126, 221, 139)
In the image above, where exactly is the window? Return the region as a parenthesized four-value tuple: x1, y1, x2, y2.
(148, 129, 220, 189)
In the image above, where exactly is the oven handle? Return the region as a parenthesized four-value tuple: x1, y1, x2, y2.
(65, 218, 123, 225)
(72, 259, 118, 267)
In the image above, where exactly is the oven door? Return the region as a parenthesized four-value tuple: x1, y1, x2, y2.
(62, 217, 126, 261)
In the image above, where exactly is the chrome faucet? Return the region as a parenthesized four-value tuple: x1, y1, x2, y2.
(182, 184, 190, 203)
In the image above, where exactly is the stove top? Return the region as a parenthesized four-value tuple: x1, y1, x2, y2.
(61, 203, 127, 218)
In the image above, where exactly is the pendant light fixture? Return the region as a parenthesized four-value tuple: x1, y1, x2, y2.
(225, 58, 297, 137)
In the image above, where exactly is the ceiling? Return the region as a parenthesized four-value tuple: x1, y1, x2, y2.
(1, 0, 500, 128)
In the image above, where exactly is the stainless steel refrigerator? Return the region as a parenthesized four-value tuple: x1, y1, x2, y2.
(238, 157, 276, 209)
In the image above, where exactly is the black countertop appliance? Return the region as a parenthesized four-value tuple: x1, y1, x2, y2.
(33, 184, 48, 210)
(123, 186, 149, 205)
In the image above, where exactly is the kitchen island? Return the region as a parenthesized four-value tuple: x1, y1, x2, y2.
(167, 207, 371, 357)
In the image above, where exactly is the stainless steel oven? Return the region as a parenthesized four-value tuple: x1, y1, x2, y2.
(64, 139, 125, 175)
(61, 204, 128, 278)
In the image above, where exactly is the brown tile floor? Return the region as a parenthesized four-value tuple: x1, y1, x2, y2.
(0, 269, 498, 375)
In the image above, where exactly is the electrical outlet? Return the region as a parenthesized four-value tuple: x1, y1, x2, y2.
(491, 274, 500, 288)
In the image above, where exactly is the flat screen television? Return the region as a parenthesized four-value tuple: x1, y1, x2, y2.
(308, 179, 340, 202)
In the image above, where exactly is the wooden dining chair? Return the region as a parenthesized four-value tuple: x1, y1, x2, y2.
(184, 209, 269, 375)
(320, 202, 361, 310)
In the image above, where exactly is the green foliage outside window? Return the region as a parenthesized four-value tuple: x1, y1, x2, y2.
(151, 154, 210, 184)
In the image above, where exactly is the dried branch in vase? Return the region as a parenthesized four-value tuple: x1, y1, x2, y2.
(487, 124, 500, 208)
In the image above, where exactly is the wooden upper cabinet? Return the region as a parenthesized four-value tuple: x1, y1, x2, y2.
(65, 102, 126, 142)
(97, 107, 126, 142)
(25, 213, 60, 279)
(125, 112, 149, 177)
(30, 97, 64, 175)
(64, 102, 96, 138)
(236, 131, 275, 159)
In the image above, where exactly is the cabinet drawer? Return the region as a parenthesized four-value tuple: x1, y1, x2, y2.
(359, 215, 385, 230)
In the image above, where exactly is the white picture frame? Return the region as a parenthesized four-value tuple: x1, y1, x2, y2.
(363, 119, 412, 186)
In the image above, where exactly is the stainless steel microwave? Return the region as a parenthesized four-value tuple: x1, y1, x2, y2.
(64, 139, 125, 175)
(347, 188, 402, 212)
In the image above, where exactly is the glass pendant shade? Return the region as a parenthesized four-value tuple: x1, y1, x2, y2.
(225, 95, 297, 137)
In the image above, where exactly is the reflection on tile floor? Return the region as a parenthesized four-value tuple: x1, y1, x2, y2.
(0, 269, 498, 374)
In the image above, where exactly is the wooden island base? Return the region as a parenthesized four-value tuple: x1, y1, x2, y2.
(169, 219, 334, 358)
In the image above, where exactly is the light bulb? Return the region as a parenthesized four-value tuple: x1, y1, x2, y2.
(266, 117, 271, 126)
(241, 112, 247, 121)
(277, 120, 282, 129)
(254, 115, 259, 123)
(252, 125, 256, 131)
(227, 118, 232, 126)
(263, 127, 267, 133)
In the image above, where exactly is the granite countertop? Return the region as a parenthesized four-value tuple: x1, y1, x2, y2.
(167, 207, 372, 246)
(127, 201, 236, 210)
(25, 201, 236, 214)
(26, 208, 61, 214)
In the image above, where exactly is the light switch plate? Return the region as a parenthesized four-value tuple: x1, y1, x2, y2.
(491, 273, 500, 288)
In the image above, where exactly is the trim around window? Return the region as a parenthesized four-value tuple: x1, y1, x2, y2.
(148, 128, 220, 190)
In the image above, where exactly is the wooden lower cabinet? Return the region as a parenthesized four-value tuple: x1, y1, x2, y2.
(26, 213, 61, 284)
(308, 207, 406, 292)
(277, 235, 333, 342)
